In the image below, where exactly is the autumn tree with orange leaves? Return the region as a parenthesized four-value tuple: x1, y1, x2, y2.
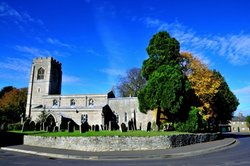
(180, 52, 238, 130)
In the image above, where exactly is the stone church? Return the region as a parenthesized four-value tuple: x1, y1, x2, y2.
(25, 57, 154, 130)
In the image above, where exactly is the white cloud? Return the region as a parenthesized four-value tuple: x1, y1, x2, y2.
(0, 1, 22, 20)
(86, 49, 103, 57)
(47, 38, 71, 48)
(0, 57, 30, 72)
(233, 85, 250, 95)
(144, 17, 250, 66)
(144, 17, 161, 28)
(15, 45, 51, 57)
(0, 2, 45, 30)
(100, 68, 126, 77)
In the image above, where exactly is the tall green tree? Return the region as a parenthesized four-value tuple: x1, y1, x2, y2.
(213, 71, 239, 125)
(138, 31, 190, 130)
(117, 68, 146, 97)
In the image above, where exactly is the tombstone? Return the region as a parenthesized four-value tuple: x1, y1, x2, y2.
(41, 123, 46, 131)
(92, 125, 95, 131)
(29, 121, 35, 131)
(21, 121, 30, 132)
(139, 123, 142, 130)
(128, 120, 132, 131)
(95, 124, 99, 132)
(109, 121, 112, 131)
(35, 123, 40, 131)
(68, 121, 74, 132)
(147, 122, 151, 132)
(47, 125, 53, 132)
(121, 123, 127, 132)
(101, 125, 104, 131)
(104, 124, 107, 130)
(0, 122, 8, 131)
(80, 122, 89, 133)
(53, 126, 59, 132)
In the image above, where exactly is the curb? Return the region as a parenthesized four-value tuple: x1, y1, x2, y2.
(161, 139, 238, 158)
(1, 138, 237, 161)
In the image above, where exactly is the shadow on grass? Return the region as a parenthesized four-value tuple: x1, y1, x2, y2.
(0, 131, 24, 147)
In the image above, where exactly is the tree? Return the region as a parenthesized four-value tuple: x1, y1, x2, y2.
(117, 68, 146, 97)
(0, 86, 14, 99)
(138, 31, 190, 130)
(180, 52, 239, 131)
(180, 52, 222, 121)
(246, 116, 250, 129)
(0, 87, 27, 123)
(213, 71, 239, 125)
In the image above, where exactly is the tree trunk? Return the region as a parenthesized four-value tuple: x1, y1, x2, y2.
(156, 106, 161, 131)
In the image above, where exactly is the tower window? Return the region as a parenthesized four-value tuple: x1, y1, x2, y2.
(89, 98, 94, 107)
(53, 99, 58, 106)
(37, 68, 45, 80)
(70, 99, 76, 107)
(81, 114, 88, 123)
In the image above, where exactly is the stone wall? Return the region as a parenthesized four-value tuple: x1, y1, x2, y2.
(108, 97, 155, 130)
(24, 133, 218, 152)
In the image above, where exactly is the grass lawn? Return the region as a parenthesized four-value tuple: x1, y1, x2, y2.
(10, 130, 189, 137)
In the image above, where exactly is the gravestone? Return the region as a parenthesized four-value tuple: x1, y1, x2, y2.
(68, 121, 74, 132)
(47, 124, 53, 132)
(95, 124, 99, 132)
(54, 126, 59, 132)
(22, 121, 29, 132)
(29, 121, 35, 131)
(80, 122, 89, 133)
(109, 121, 112, 131)
(147, 122, 151, 132)
(101, 125, 104, 131)
(121, 123, 127, 132)
(128, 120, 132, 131)
(92, 125, 95, 131)
(41, 122, 45, 131)
(0, 122, 8, 131)
(35, 123, 40, 131)
(104, 124, 107, 130)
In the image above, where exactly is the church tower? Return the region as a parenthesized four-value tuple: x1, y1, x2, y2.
(25, 57, 62, 118)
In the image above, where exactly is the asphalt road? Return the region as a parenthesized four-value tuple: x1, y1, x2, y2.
(0, 134, 249, 166)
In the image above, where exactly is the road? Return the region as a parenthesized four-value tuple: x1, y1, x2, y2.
(0, 134, 249, 166)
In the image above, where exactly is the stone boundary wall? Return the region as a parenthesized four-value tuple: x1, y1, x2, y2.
(24, 133, 218, 152)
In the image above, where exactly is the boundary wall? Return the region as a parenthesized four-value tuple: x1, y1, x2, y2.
(24, 133, 218, 152)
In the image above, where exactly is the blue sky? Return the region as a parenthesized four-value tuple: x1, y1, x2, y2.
(0, 0, 250, 116)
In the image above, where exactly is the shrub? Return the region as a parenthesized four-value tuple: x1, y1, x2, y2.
(7, 122, 22, 130)
(121, 123, 127, 132)
(174, 107, 201, 133)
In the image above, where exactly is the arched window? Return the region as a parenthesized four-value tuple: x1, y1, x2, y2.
(115, 113, 119, 124)
(37, 68, 45, 80)
(70, 99, 76, 107)
(81, 114, 88, 123)
(89, 98, 94, 107)
(52, 99, 58, 106)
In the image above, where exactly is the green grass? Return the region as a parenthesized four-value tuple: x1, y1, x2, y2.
(10, 130, 189, 137)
